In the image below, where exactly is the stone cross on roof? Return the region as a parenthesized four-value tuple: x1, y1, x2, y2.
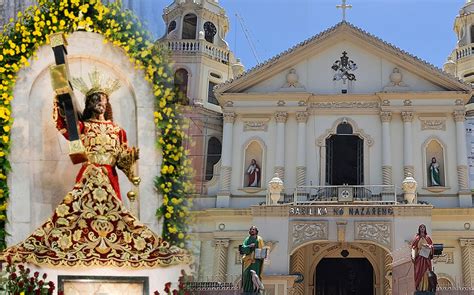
(336, 0, 352, 21)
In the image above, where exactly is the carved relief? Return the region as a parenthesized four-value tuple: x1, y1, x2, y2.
(291, 221, 328, 250)
(383, 67, 410, 92)
(311, 101, 379, 109)
(223, 111, 236, 123)
(296, 111, 309, 123)
(453, 110, 466, 122)
(355, 222, 391, 249)
(316, 117, 374, 146)
(274, 111, 288, 123)
(380, 111, 392, 123)
(433, 250, 454, 264)
(282, 68, 304, 89)
(419, 117, 446, 131)
(243, 120, 269, 132)
(401, 111, 414, 122)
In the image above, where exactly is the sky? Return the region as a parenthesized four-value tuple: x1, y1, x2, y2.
(141, 0, 465, 71)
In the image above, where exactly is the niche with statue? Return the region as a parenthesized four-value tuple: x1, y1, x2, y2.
(243, 140, 265, 189)
(424, 139, 447, 191)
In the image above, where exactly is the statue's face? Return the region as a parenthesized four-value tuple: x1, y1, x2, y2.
(91, 93, 108, 115)
(249, 227, 257, 235)
(419, 224, 426, 234)
(251, 159, 256, 165)
(432, 157, 436, 163)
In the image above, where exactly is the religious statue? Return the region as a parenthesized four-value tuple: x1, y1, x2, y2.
(246, 159, 261, 187)
(3, 69, 189, 267)
(411, 224, 436, 292)
(240, 226, 265, 294)
(429, 157, 441, 187)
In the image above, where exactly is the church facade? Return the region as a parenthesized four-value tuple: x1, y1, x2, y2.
(190, 2, 474, 295)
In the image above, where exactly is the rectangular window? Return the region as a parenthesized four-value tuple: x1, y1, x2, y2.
(208, 81, 219, 105)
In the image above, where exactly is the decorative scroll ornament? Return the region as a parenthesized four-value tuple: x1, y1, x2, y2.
(243, 121, 268, 131)
(291, 221, 328, 249)
(355, 222, 391, 249)
(332, 51, 357, 82)
(419, 117, 446, 131)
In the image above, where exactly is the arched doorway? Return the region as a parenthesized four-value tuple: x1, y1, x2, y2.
(325, 122, 364, 185)
(315, 257, 374, 295)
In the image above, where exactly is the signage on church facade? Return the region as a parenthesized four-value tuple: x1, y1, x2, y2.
(289, 206, 394, 216)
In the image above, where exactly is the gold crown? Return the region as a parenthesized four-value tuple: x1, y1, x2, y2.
(71, 69, 121, 97)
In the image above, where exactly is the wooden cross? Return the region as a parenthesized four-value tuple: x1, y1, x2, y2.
(49, 33, 87, 164)
(336, 0, 352, 21)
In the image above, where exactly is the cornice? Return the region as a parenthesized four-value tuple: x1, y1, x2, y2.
(191, 208, 252, 218)
(432, 208, 474, 220)
(376, 91, 471, 102)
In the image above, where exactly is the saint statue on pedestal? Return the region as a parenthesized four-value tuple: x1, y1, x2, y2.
(246, 159, 261, 187)
(428, 157, 441, 187)
(411, 224, 436, 293)
(240, 226, 265, 294)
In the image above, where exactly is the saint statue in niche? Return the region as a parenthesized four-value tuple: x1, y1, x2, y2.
(247, 159, 261, 187)
(429, 157, 441, 186)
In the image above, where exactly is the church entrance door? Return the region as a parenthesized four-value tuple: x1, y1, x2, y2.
(315, 258, 374, 295)
(326, 134, 363, 185)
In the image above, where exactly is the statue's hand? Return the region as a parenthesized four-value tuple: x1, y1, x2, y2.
(132, 147, 140, 161)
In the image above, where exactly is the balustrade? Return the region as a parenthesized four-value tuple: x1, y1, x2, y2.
(164, 39, 230, 64)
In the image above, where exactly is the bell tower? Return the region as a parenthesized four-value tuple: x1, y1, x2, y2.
(160, 0, 242, 111)
(160, 0, 242, 195)
(444, 0, 474, 84)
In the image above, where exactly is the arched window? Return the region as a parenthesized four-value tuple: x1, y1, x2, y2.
(205, 137, 222, 181)
(336, 122, 353, 134)
(174, 69, 189, 105)
(471, 25, 474, 43)
(182, 14, 197, 39)
(167, 20, 176, 34)
(204, 21, 217, 43)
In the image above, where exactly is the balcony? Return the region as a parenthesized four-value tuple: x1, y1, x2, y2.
(456, 44, 474, 61)
(164, 39, 230, 64)
(271, 185, 397, 205)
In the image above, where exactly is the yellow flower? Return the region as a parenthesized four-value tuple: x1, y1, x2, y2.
(3, 126, 9, 132)
(178, 232, 184, 239)
(165, 213, 171, 219)
(0, 215, 5, 221)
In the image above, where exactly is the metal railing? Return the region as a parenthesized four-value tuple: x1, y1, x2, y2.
(164, 39, 230, 64)
(285, 184, 397, 205)
(186, 274, 241, 292)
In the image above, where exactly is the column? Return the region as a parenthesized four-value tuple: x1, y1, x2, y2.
(217, 112, 235, 207)
(274, 111, 288, 181)
(296, 111, 309, 187)
(402, 111, 414, 177)
(384, 253, 393, 295)
(460, 239, 474, 288)
(290, 248, 305, 295)
(454, 110, 469, 190)
(213, 239, 230, 282)
(380, 111, 393, 185)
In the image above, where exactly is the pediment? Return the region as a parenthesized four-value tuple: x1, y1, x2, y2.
(216, 22, 470, 96)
